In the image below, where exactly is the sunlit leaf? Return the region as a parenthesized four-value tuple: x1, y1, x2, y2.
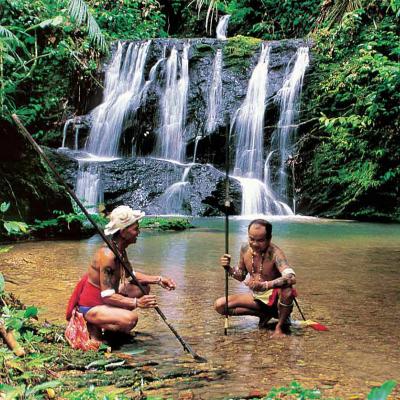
(24, 306, 38, 318)
(367, 380, 397, 400)
(0, 202, 10, 213)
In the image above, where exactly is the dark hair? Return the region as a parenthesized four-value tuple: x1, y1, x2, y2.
(248, 219, 272, 239)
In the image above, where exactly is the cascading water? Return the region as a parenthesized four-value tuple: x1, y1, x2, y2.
(231, 44, 289, 215)
(75, 162, 103, 211)
(156, 164, 193, 215)
(206, 49, 223, 134)
(86, 41, 151, 157)
(156, 43, 190, 162)
(272, 47, 309, 203)
(233, 44, 271, 180)
(59, 38, 310, 217)
(216, 15, 231, 40)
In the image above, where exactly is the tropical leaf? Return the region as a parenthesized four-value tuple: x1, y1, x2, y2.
(190, 0, 221, 34)
(28, 16, 66, 30)
(0, 246, 13, 254)
(3, 221, 29, 234)
(24, 306, 39, 318)
(0, 202, 10, 213)
(67, 0, 107, 52)
(316, 0, 363, 27)
(367, 380, 397, 400)
(0, 384, 26, 400)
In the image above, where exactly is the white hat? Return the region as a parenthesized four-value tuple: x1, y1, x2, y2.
(104, 206, 145, 235)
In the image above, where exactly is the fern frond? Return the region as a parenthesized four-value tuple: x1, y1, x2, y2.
(67, 0, 107, 52)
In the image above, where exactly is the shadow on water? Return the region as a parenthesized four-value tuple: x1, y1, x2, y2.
(1, 217, 400, 398)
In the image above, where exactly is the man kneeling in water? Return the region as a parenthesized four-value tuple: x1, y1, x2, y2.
(214, 219, 296, 338)
(66, 205, 176, 341)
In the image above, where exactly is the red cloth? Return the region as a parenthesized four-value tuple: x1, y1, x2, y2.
(267, 287, 297, 307)
(65, 274, 104, 320)
(66, 274, 88, 321)
(78, 279, 103, 307)
(65, 309, 101, 351)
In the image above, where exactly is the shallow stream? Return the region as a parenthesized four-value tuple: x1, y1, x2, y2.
(1, 217, 400, 398)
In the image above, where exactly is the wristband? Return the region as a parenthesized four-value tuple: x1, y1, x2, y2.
(133, 297, 137, 309)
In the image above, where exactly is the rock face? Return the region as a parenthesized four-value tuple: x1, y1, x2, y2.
(48, 149, 242, 216)
(56, 37, 311, 216)
(0, 120, 73, 223)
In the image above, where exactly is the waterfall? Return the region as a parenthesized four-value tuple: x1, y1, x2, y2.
(273, 47, 309, 202)
(61, 118, 74, 148)
(216, 15, 231, 40)
(86, 41, 151, 157)
(233, 44, 270, 180)
(156, 43, 190, 162)
(232, 44, 293, 216)
(75, 162, 104, 212)
(193, 135, 202, 163)
(157, 165, 193, 215)
(206, 49, 223, 134)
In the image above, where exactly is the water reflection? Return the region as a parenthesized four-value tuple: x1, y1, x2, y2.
(1, 217, 400, 398)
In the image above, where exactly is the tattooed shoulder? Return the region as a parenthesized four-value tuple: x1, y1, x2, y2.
(240, 243, 249, 254)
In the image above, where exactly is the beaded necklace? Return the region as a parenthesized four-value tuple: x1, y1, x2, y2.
(251, 250, 265, 281)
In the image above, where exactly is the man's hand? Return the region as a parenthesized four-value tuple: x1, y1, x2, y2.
(137, 295, 157, 308)
(159, 276, 176, 291)
(220, 254, 231, 272)
(245, 278, 267, 292)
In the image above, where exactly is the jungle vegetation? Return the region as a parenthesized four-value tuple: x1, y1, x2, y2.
(0, 0, 399, 221)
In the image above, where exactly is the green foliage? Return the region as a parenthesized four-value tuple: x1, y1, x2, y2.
(67, 0, 107, 52)
(223, 35, 261, 70)
(31, 208, 107, 237)
(140, 216, 193, 231)
(0, 0, 167, 142)
(264, 381, 321, 398)
(299, 5, 400, 220)
(367, 380, 397, 400)
(222, 0, 323, 40)
(0, 202, 29, 236)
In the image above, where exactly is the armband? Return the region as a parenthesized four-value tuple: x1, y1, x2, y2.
(282, 268, 295, 277)
(101, 289, 116, 298)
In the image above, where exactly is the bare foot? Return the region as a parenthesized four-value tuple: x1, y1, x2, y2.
(270, 327, 287, 339)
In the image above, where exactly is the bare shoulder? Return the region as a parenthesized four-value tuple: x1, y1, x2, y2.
(271, 243, 289, 268)
(240, 242, 249, 255)
(95, 246, 117, 268)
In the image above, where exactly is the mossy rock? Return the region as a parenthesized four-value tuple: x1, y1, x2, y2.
(223, 35, 262, 66)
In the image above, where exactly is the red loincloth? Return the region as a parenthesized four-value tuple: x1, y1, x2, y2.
(65, 274, 104, 320)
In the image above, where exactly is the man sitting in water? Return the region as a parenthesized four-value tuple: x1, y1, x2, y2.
(214, 219, 296, 338)
(66, 205, 176, 341)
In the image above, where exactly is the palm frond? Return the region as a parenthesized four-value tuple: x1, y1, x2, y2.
(0, 25, 27, 59)
(317, 0, 363, 27)
(67, 0, 107, 52)
(190, 0, 221, 34)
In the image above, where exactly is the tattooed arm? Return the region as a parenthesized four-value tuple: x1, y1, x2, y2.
(220, 243, 248, 282)
(98, 250, 137, 310)
(266, 245, 296, 289)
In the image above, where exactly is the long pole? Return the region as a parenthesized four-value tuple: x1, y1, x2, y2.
(12, 114, 207, 363)
(224, 116, 230, 335)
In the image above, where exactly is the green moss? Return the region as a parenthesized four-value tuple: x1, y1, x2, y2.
(223, 35, 262, 70)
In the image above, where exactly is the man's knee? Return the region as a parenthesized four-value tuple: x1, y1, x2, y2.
(214, 297, 225, 314)
(136, 284, 150, 297)
(280, 287, 294, 304)
(120, 312, 138, 332)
